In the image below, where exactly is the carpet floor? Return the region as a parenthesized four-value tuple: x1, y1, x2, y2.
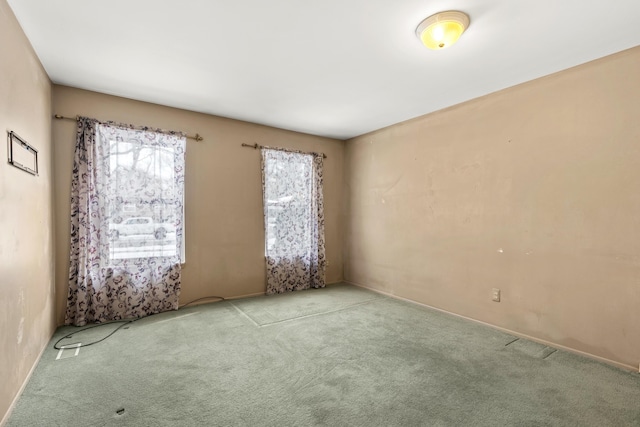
(7, 283, 640, 426)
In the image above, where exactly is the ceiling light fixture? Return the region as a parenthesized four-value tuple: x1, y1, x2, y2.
(416, 11, 470, 50)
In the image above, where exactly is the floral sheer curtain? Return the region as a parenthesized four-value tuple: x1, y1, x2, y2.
(66, 117, 186, 326)
(261, 147, 326, 294)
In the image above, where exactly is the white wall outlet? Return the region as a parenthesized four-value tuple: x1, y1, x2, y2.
(492, 288, 501, 302)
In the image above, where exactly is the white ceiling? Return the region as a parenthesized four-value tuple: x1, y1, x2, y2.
(8, 0, 640, 140)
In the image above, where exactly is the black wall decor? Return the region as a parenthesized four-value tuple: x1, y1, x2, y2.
(7, 131, 38, 176)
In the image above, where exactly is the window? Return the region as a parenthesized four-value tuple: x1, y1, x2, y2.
(264, 153, 313, 256)
(99, 124, 185, 262)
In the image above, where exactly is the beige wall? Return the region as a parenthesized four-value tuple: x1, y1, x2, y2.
(0, 0, 55, 423)
(344, 46, 640, 370)
(52, 86, 344, 324)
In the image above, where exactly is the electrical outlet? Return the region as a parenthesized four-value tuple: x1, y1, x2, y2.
(492, 288, 501, 302)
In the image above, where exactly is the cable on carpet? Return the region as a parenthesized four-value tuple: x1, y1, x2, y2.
(179, 295, 226, 308)
(53, 295, 227, 350)
(53, 320, 133, 350)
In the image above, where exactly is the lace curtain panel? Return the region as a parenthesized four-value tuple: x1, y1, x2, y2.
(66, 117, 186, 326)
(261, 148, 326, 294)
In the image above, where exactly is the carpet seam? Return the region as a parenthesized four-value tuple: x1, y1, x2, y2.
(227, 301, 260, 327)
(231, 297, 381, 327)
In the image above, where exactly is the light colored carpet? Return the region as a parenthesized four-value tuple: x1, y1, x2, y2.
(7, 283, 640, 426)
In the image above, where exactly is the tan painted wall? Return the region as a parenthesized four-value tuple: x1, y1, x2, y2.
(344, 46, 640, 370)
(52, 86, 344, 324)
(0, 0, 55, 423)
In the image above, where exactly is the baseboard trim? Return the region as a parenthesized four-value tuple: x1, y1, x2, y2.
(225, 291, 265, 300)
(345, 280, 638, 373)
(1, 337, 51, 427)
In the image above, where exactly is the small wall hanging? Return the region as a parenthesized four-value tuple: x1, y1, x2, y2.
(7, 131, 38, 176)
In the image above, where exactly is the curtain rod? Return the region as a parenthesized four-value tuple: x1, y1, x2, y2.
(241, 143, 327, 159)
(53, 115, 204, 142)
